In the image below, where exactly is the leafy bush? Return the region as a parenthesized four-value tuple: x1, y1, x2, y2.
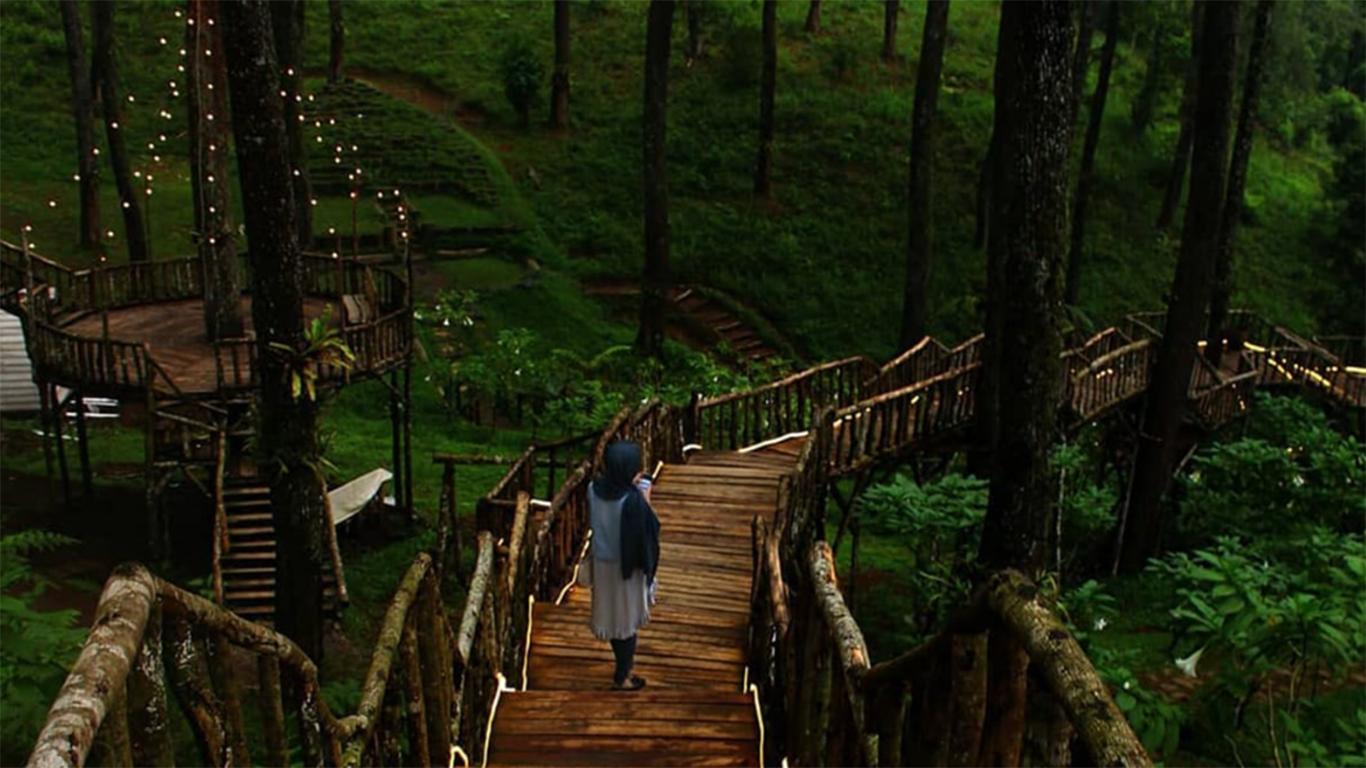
(1151, 532, 1366, 766)
(499, 36, 543, 127)
(0, 531, 86, 765)
(856, 473, 986, 633)
(717, 24, 762, 92)
(1175, 402, 1365, 547)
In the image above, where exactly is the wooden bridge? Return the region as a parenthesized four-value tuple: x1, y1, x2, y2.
(27, 308, 1362, 768)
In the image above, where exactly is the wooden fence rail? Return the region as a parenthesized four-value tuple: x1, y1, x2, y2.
(690, 355, 877, 451)
(28, 541, 515, 768)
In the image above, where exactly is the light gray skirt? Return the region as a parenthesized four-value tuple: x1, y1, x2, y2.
(588, 557, 653, 641)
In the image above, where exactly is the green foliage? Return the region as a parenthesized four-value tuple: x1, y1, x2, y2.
(499, 36, 543, 127)
(1151, 533, 1366, 766)
(1176, 396, 1365, 546)
(269, 306, 357, 402)
(718, 23, 762, 92)
(856, 473, 986, 634)
(1054, 440, 1120, 575)
(0, 531, 85, 764)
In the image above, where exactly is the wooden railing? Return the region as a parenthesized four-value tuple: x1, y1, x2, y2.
(28, 543, 515, 768)
(747, 541, 1152, 767)
(689, 355, 876, 451)
(828, 364, 980, 478)
(526, 399, 682, 603)
(871, 334, 982, 395)
(27, 323, 150, 393)
(1066, 339, 1154, 422)
(472, 430, 599, 538)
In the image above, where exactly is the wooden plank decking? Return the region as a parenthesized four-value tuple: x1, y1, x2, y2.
(486, 440, 806, 767)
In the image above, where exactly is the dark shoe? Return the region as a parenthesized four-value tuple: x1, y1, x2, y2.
(612, 676, 647, 691)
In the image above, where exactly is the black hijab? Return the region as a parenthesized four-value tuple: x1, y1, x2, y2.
(593, 441, 660, 583)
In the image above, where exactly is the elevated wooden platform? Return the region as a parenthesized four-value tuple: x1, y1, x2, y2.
(486, 441, 805, 767)
(64, 297, 337, 396)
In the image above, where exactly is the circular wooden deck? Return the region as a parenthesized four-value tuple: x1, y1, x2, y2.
(63, 297, 338, 397)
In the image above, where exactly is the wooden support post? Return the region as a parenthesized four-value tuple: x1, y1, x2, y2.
(380, 667, 405, 767)
(417, 574, 454, 763)
(164, 616, 228, 766)
(257, 657, 289, 768)
(292, 666, 326, 768)
(37, 377, 55, 501)
(390, 371, 403, 519)
(849, 514, 861, 619)
(125, 601, 174, 767)
(89, 687, 134, 768)
(74, 390, 93, 499)
(400, 616, 432, 767)
(403, 363, 414, 521)
(206, 633, 250, 766)
(53, 384, 71, 505)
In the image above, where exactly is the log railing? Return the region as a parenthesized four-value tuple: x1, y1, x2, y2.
(756, 542, 1153, 767)
(27, 323, 150, 393)
(828, 365, 979, 478)
(473, 430, 599, 539)
(28, 541, 515, 768)
(870, 334, 983, 396)
(1066, 340, 1154, 423)
(690, 355, 877, 451)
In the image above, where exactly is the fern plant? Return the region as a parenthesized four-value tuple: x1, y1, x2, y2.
(269, 306, 357, 402)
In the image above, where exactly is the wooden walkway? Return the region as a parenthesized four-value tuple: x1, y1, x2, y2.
(485, 440, 806, 767)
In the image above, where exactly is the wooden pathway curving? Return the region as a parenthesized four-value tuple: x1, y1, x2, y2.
(485, 441, 806, 767)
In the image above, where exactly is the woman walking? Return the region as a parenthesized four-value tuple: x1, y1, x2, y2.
(585, 440, 661, 690)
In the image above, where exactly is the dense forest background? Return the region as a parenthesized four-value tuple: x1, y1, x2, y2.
(0, 0, 1363, 765)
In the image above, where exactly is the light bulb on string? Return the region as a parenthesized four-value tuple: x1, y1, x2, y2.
(127, 94, 135, 102)
(47, 199, 57, 208)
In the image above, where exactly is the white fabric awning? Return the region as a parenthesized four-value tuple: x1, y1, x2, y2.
(329, 468, 393, 526)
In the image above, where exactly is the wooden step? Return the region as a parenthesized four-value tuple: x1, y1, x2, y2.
(226, 525, 274, 536)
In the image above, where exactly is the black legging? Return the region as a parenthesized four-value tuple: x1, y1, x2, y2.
(610, 635, 637, 685)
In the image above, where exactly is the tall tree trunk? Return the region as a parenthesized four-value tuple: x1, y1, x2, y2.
(272, 0, 313, 249)
(979, 0, 1074, 580)
(550, 0, 571, 128)
(971, 18, 1008, 255)
(220, 0, 330, 662)
(685, 1, 703, 61)
(805, 0, 821, 34)
(1131, 20, 1165, 133)
(1207, 0, 1273, 358)
(1069, 0, 1096, 129)
(882, 0, 900, 62)
(59, 0, 101, 251)
(969, 16, 1009, 474)
(900, 0, 950, 348)
(1120, 0, 1239, 574)
(754, 0, 777, 198)
(977, 5, 1075, 763)
(1065, 0, 1119, 307)
(91, 2, 150, 263)
(1156, 1, 1204, 230)
(636, 0, 676, 359)
(188, 0, 245, 340)
(328, 0, 344, 84)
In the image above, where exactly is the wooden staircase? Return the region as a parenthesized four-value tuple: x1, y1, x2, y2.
(217, 477, 342, 625)
(671, 287, 781, 365)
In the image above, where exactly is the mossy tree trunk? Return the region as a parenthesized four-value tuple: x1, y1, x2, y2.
(636, 0, 676, 359)
(900, 0, 950, 348)
(1207, 0, 1274, 358)
(1156, 1, 1204, 230)
(221, 0, 330, 662)
(881, 0, 900, 61)
(805, 0, 821, 34)
(59, 0, 101, 251)
(1122, 0, 1239, 573)
(754, 0, 777, 199)
(272, 0, 313, 249)
(91, 1, 150, 263)
(551, 0, 571, 129)
(1066, 0, 1119, 307)
(977, 2, 1075, 762)
(188, 0, 245, 341)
